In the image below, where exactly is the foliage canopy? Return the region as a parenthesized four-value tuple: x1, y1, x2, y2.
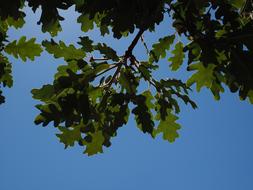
(0, 0, 253, 155)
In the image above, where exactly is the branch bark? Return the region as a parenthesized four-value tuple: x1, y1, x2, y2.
(106, 29, 145, 89)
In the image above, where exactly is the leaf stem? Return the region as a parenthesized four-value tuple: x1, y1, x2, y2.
(141, 35, 149, 55)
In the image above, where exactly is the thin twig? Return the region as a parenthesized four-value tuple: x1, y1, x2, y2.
(94, 64, 118, 78)
(90, 56, 111, 62)
(141, 35, 149, 55)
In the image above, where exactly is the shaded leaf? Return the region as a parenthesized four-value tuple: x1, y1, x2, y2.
(95, 43, 119, 61)
(229, 0, 245, 9)
(0, 90, 5, 104)
(119, 68, 139, 94)
(78, 36, 94, 52)
(132, 95, 154, 135)
(0, 55, 13, 88)
(41, 20, 62, 37)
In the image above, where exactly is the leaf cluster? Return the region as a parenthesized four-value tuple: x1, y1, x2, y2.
(30, 35, 196, 155)
(0, 0, 253, 155)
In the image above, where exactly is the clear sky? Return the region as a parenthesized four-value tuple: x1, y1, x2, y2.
(1, 6, 253, 190)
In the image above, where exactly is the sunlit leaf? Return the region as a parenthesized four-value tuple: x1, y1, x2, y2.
(169, 41, 185, 71)
(154, 110, 181, 142)
(42, 39, 85, 60)
(187, 62, 216, 92)
(56, 125, 82, 148)
(248, 90, 253, 104)
(4, 36, 42, 61)
(83, 130, 104, 156)
(149, 35, 175, 63)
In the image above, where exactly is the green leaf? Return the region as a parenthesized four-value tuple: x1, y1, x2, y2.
(192, 0, 208, 8)
(41, 20, 62, 37)
(186, 62, 216, 92)
(42, 39, 85, 61)
(142, 91, 155, 110)
(93, 62, 110, 74)
(210, 72, 225, 100)
(31, 84, 54, 102)
(99, 24, 110, 36)
(0, 55, 13, 88)
(95, 43, 119, 61)
(4, 36, 43, 61)
(84, 130, 104, 156)
(149, 35, 175, 63)
(169, 42, 185, 71)
(248, 90, 253, 104)
(119, 68, 139, 94)
(54, 60, 80, 79)
(0, 90, 5, 105)
(229, 0, 245, 9)
(138, 65, 152, 81)
(78, 36, 94, 52)
(154, 110, 181, 142)
(119, 72, 133, 93)
(6, 16, 25, 29)
(56, 126, 82, 148)
(88, 87, 103, 104)
(77, 14, 94, 32)
(72, 0, 85, 7)
(18, 0, 253, 157)
(155, 96, 173, 119)
(132, 95, 155, 135)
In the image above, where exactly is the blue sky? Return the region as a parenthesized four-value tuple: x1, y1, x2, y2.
(1, 6, 253, 190)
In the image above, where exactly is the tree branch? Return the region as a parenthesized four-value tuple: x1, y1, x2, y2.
(98, 29, 145, 111)
(125, 29, 145, 56)
(106, 29, 145, 89)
